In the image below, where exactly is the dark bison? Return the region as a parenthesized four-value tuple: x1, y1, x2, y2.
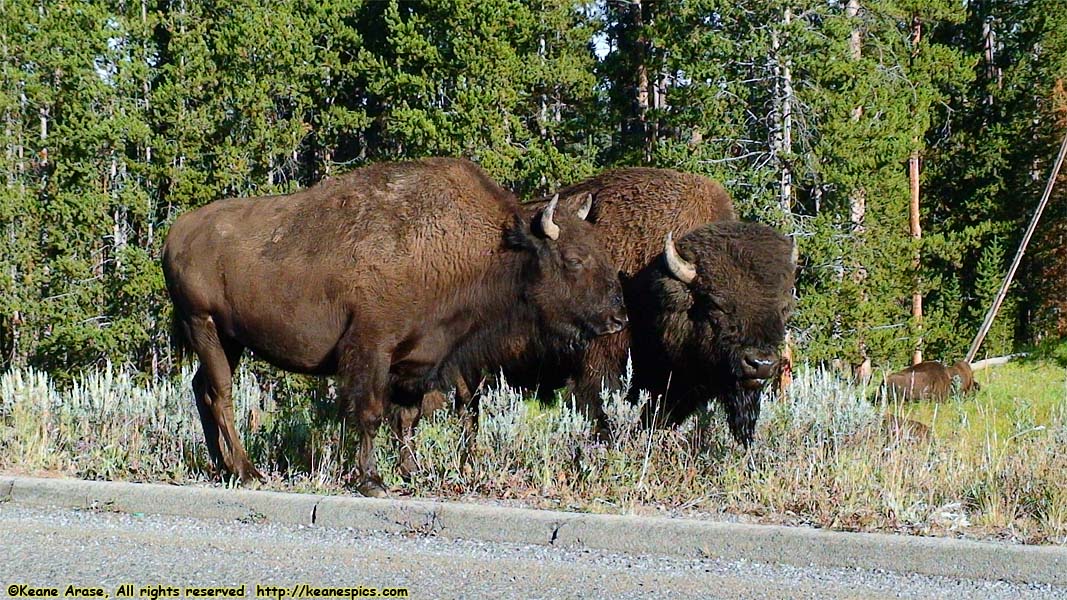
(883, 360, 979, 402)
(411, 168, 796, 447)
(162, 157, 626, 496)
(620, 221, 796, 442)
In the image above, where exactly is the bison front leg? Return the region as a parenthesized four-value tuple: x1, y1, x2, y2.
(338, 347, 391, 498)
(389, 389, 450, 481)
(389, 404, 421, 481)
(571, 333, 629, 439)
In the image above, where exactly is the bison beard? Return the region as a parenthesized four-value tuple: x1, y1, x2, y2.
(716, 343, 776, 446)
(725, 385, 762, 446)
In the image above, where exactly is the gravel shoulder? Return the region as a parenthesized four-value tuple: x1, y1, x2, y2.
(2, 504, 1064, 600)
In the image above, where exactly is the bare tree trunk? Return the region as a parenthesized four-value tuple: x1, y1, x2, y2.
(772, 7, 794, 221)
(847, 0, 865, 230)
(38, 106, 48, 168)
(909, 151, 922, 364)
(910, 16, 923, 365)
(847, 0, 869, 373)
(982, 16, 1001, 107)
(142, 0, 152, 167)
(633, 0, 650, 162)
(771, 7, 796, 393)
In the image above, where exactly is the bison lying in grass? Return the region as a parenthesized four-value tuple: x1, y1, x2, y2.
(163, 157, 626, 496)
(883, 360, 980, 402)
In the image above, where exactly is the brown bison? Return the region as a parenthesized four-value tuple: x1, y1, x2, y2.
(883, 360, 979, 402)
(410, 168, 796, 447)
(162, 157, 626, 496)
(523, 170, 794, 445)
(881, 414, 932, 442)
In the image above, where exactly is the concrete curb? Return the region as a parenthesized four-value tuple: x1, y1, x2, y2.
(2, 475, 1065, 586)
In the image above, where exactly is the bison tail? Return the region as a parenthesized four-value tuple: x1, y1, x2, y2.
(169, 307, 190, 365)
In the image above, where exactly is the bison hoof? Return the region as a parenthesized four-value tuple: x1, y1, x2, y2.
(239, 466, 265, 485)
(357, 480, 389, 498)
(397, 460, 417, 482)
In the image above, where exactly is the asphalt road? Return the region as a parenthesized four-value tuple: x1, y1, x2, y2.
(1, 505, 1064, 599)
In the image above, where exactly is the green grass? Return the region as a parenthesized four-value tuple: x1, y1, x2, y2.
(1, 359, 1065, 545)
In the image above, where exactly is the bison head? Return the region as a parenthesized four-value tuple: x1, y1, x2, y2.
(948, 360, 980, 394)
(508, 194, 627, 352)
(637, 221, 796, 446)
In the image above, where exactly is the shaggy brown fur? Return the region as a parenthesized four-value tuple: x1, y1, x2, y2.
(883, 361, 980, 402)
(415, 169, 794, 446)
(524, 171, 791, 445)
(162, 157, 626, 496)
(624, 222, 796, 443)
(536, 167, 737, 274)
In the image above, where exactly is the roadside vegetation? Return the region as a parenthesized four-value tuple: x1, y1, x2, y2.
(2, 359, 1064, 545)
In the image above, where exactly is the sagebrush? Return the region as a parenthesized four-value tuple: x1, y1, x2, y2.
(1, 362, 1064, 544)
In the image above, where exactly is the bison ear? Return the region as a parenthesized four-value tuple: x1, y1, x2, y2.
(504, 214, 537, 251)
(576, 194, 593, 221)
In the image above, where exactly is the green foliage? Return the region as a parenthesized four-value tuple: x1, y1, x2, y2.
(353, 0, 601, 193)
(0, 0, 1063, 377)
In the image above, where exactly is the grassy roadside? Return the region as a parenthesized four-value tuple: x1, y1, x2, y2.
(1, 360, 1064, 544)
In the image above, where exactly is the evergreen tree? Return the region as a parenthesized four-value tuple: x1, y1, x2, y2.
(925, 0, 1067, 358)
(354, 0, 601, 194)
(1, 0, 1064, 376)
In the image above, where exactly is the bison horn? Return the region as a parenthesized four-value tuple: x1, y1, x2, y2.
(541, 194, 561, 240)
(664, 232, 697, 284)
(790, 237, 799, 266)
(577, 194, 592, 221)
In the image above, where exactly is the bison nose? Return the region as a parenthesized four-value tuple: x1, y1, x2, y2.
(605, 312, 628, 334)
(595, 310, 627, 336)
(741, 350, 777, 380)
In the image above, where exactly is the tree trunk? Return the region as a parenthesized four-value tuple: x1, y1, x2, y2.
(772, 7, 794, 222)
(910, 16, 923, 365)
(847, 0, 869, 372)
(847, 0, 864, 231)
(773, 7, 795, 393)
(633, 0, 650, 161)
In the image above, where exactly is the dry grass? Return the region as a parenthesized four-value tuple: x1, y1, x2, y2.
(1, 361, 1065, 544)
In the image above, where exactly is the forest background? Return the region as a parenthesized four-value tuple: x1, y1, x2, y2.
(1, 0, 1066, 380)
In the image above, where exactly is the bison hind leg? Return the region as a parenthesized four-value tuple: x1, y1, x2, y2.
(185, 314, 261, 484)
(192, 367, 225, 473)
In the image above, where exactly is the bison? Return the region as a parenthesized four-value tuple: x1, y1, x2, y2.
(883, 360, 979, 402)
(409, 168, 796, 447)
(162, 157, 626, 496)
(620, 221, 797, 442)
(881, 414, 932, 443)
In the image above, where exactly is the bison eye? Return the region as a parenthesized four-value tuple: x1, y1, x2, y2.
(702, 294, 727, 314)
(565, 256, 585, 271)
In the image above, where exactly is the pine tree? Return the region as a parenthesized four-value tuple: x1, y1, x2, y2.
(354, 0, 601, 194)
(925, 0, 1067, 358)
